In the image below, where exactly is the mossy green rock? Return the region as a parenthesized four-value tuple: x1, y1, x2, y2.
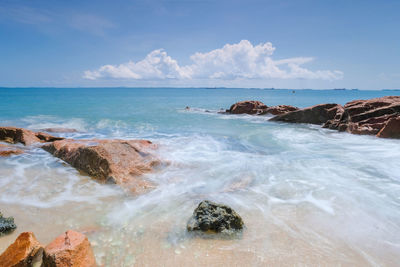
(0, 212, 17, 236)
(187, 200, 244, 234)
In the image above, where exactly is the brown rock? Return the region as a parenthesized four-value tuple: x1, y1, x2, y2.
(377, 117, 400, 138)
(0, 232, 44, 267)
(0, 127, 64, 146)
(229, 101, 268, 115)
(323, 96, 400, 137)
(270, 103, 342, 125)
(42, 139, 161, 193)
(264, 105, 298, 115)
(41, 128, 78, 133)
(0, 144, 23, 157)
(42, 230, 96, 267)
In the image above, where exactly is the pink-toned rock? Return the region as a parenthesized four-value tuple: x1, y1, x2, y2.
(323, 96, 400, 137)
(0, 232, 44, 267)
(42, 139, 161, 194)
(0, 144, 23, 157)
(42, 230, 96, 267)
(270, 103, 342, 125)
(229, 101, 268, 115)
(228, 101, 298, 116)
(264, 105, 298, 115)
(377, 117, 400, 138)
(0, 127, 64, 146)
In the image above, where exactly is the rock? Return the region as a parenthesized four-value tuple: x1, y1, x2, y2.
(270, 103, 343, 125)
(0, 212, 17, 236)
(323, 96, 400, 137)
(0, 127, 64, 146)
(377, 117, 400, 138)
(41, 128, 78, 133)
(42, 230, 96, 267)
(42, 139, 161, 193)
(0, 144, 23, 157)
(227, 101, 298, 116)
(264, 105, 299, 115)
(187, 200, 244, 234)
(229, 101, 268, 115)
(0, 232, 43, 267)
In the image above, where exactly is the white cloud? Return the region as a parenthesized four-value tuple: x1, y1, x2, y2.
(84, 40, 343, 81)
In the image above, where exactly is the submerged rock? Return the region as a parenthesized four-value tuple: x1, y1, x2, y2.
(0, 232, 43, 266)
(42, 139, 161, 194)
(0, 212, 17, 235)
(0, 144, 23, 157)
(0, 126, 64, 146)
(42, 230, 96, 267)
(323, 96, 400, 138)
(187, 200, 244, 235)
(41, 128, 78, 133)
(270, 103, 342, 125)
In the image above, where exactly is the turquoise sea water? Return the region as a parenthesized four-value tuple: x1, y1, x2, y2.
(1, 88, 400, 265)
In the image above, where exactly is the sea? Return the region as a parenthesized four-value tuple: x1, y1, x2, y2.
(1, 87, 400, 266)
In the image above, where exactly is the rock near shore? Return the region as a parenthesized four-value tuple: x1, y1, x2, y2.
(0, 212, 17, 236)
(187, 200, 244, 235)
(0, 232, 43, 267)
(270, 103, 343, 125)
(42, 139, 161, 193)
(228, 100, 298, 115)
(0, 230, 96, 267)
(42, 230, 96, 267)
(268, 96, 400, 139)
(0, 127, 64, 146)
(323, 96, 400, 137)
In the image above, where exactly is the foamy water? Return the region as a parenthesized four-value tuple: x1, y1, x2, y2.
(1, 88, 400, 266)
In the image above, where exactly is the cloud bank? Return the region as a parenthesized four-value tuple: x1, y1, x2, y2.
(84, 40, 343, 81)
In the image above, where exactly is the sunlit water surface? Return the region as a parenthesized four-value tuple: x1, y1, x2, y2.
(1, 88, 400, 266)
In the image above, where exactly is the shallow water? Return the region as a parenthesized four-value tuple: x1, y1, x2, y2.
(1, 88, 400, 266)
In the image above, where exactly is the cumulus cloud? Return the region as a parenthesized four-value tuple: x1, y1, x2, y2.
(84, 40, 343, 81)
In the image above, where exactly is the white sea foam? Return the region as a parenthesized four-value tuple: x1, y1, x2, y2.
(0, 148, 122, 208)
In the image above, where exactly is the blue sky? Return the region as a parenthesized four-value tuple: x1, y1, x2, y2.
(0, 0, 399, 89)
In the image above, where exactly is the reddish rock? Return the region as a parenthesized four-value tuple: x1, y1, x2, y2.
(264, 105, 298, 115)
(42, 139, 161, 194)
(229, 101, 268, 115)
(41, 128, 78, 133)
(0, 232, 44, 267)
(323, 96, 400, 137)
(0, 144, 23, 157)
(42, 230, 96, 267)
(270, 103, 342, 125)
(377, 117, 400, 138)
(0, 127, 64, 146)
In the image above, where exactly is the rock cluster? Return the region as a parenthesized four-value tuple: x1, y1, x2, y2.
(187, 200, 244, 235)
(42, 139, 161, 193)
(0, 230, 96, 267)
(0, 212, 16, 236)
(0, 127, 64, 146)
(228, 100, 298, 115)
(228, 96, 400, 139)
(322, 96, 400, 137)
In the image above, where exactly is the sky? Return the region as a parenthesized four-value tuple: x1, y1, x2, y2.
(0, 0, 399, 89)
